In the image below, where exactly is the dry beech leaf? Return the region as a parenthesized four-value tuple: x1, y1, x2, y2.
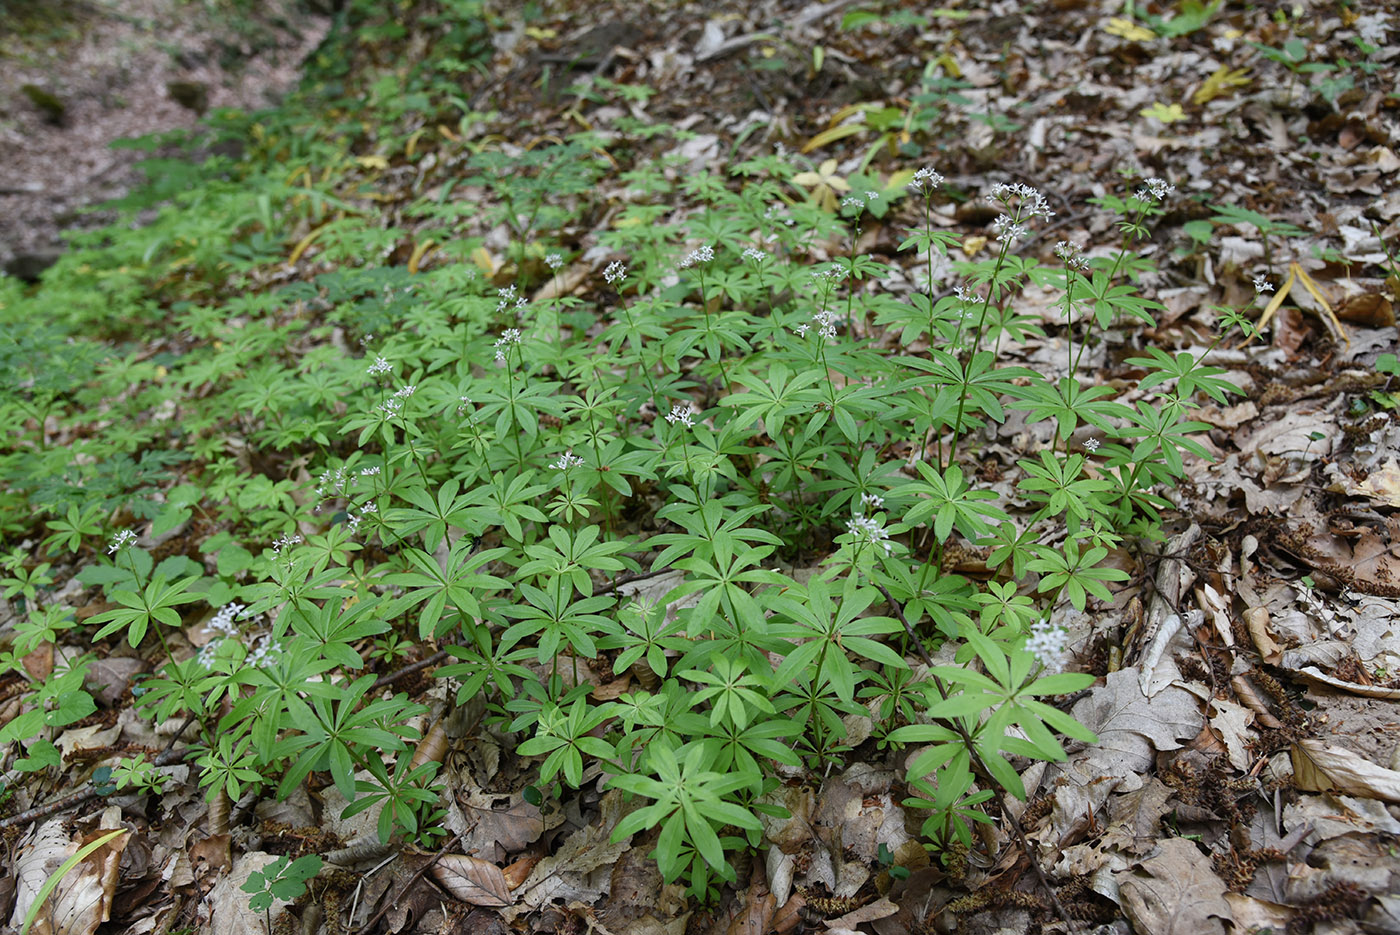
(1292, 738, 1400, 801)
(432, 854, 513, 908)
(1064, 668, 1202, 784)
(1115, 837, 1232, 935)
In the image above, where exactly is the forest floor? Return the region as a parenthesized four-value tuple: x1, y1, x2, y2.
(3, 1, 1400, 934)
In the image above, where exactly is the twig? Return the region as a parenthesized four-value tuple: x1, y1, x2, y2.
(595, 567, 675, 595)
(371, 650, 449, 691)
(0, 713, 199, 830)
(872, 581, 1080, 934)
(355, 832, 462, 935)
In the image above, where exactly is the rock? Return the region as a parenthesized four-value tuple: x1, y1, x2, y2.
(20, 84, 65, 124)
(166, 80, 209, 115)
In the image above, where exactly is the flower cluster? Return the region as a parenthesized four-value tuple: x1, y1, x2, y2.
(271, 533, 303, 556)
(665, 405, 696, 428)
(1137, 177, 1175, 202)
(493, 328, 523, 362)
(1054, 240, 1090, 270)
(551, 450, 585, 470)
(108, 529, 138, 554)
(246, 636, 282, 670)
(679, 245, 714, 269)
(367, 356, 393, 376)
(741, 247, 767, 262)
(1083, 437, 1101, 453)
(546, 253, 564, 270)
(603, 261, 627, 284)
(987, 182, 1055, 221)
(496, 285, 517, 312)
(845, 513, 893, 555)
(1024, 618, 1070, 673)
(991, 215, 1029, 244)
(209, 602, 246, 637)
(1253, 277, 1272, 293)
(812, 309, 838, 341)
(346, 501, 377, 533)
(907, 167, 944, 194)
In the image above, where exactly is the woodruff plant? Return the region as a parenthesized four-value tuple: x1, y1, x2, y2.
(0, 98, 1252, 910)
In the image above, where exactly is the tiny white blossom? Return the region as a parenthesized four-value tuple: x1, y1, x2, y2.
(860, 492, 885, 510)
(1083, 438, 1101, 452)
(841, 196, 865, 210)
(845, 513, 893, 554)
(209, 602, 246, 636)
(367, 356, 393, 376)
(551, 450, 585, 470)
(246, 637, 282, 670)
(271, 534, 303, 555)
(795, 323, 811, 337)
(954, 284, 975, 303)
(394, 384, 416, 398)
(195, 638, 226, 670)
(1253, 277, 1272, 293)
(360, 502, 378, 515)
(665, 405, 695, 428)
(496, 285, 517, 312)
(603, 261, 627, 284)
(108, 529, 138, 554)
(1025, 619, 1070, 673)
(907, 167, 944, 194)
(1138, 177, 1175, 202)
(546, 253, 564, 270)
(679, 245, 715, 269)
(360, 466, 381, 477)
(864, 191, 879, 201)
(987, 182, 1054, 220)
(493, 328, 523, 362)
(742, 247, 767, 262)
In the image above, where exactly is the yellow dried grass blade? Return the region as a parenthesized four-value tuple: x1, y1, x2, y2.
(801, 123, 864, 154)
(1291, 261, 1349, 345)
(1249, 265, 1295, 343)
(407, 239, 436, 274)
(288, 226, 325, 266)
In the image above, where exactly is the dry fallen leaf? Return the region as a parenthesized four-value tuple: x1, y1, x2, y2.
(1292, 738, 1400, 801)
(1115, 837, 1232, 935)
(433, 854, 513, 908)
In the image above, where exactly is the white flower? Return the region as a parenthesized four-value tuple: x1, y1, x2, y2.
(108, 529, 138, 554)
(908, 167, 944, 194)
(359, 466, 381, 477)
(195, 638, 226, 671)
(271, 534, 302, 556)
(1138, 177, 1175, 202)
(987, 182, 1054, 220)
(496, 285, 517, 312)
(1025, 619, 1069, 673)
(992, 216, 1029, 243)
(812, 309, 838, 341)
(1254, 277, 1272, 293)
(603, 261, 627, 284)
(864, 191, 879, 201)
(679, 245, 715, 269)
(246, 637, 282, 670)
(742, 247, 767, 262)
(367, 356, 393, 376)
(346, 512, 363, 533)
(665, 405, 695, 428)
(954, 284, 976, 303)
(795, 323, 811, 337)
(860, 492, 885, 510)
(493, 328, 523, 362)
(1084, 438, 1100, 452)
(845, 513, 893, 554)
(841, 196, 865, 210)
(394, 384, 416, 398)
(551, 450, 585, 470)
(546, 253, 564, 270)
(209, 602, 246, 636)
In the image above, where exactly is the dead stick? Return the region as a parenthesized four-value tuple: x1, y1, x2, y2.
(355, 832, 462, 935)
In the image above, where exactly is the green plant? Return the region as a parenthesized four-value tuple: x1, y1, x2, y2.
(241, 854, 323, 929)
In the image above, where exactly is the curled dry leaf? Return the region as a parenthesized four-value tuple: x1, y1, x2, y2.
(1292, 738, 1400, 802)
(432, 854, 513, 908)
